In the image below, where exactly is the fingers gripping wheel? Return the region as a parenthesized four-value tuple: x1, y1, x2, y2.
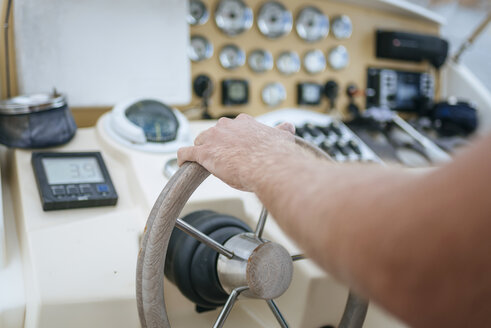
(136, 137, 368, 328)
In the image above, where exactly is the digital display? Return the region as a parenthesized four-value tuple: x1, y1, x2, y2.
(222, 79, 249, 105)
(396, 83, 419, 109)
(302, 85, 321, 103)
(42, 157, 105, 185)
(228, 82, 247, 101)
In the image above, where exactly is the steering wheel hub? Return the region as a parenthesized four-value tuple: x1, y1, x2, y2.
(217, 233, 293, 300)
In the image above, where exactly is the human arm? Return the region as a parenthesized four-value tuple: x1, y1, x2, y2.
(178, 114, 491, 327)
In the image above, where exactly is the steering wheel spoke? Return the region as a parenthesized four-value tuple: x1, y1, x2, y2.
(213, 287, 248, 328)
(267, 299, 289, 328)
(254, 206, 269, 239)
(291, 254, 306, 262)
(176, 218, 235, 259)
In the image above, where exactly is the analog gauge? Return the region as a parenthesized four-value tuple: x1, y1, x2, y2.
(189, 35, 213, 62)
(332, 15, 353, 40)
(219, 44, 246, 70)
(125, 100, 179, 143)
(262, 82, 287, 107)
(303, 49, 326, 74)
(187, 0, 209, 26)
(276, 51, 301, 75)
(257, 1, 293, 39)
(215, 0, 253, 36)
(248, 49, 274, 73)
(296, 6, 329, 42)
(328, 45, 349, 70)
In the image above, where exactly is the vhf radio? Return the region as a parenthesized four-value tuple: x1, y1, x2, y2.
(366, 68, 434, 112)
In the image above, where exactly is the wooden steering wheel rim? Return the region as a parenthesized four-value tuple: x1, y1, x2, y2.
(136, 137, 368, 328)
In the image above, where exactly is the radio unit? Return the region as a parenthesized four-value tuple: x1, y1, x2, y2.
(366, 68, 434, 112)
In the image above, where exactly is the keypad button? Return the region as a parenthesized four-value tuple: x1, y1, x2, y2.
(51, 186, 66, 196)
(79, 184, 92, 194)
(66, 185, 80, 195)
(96, 184, 109, 193)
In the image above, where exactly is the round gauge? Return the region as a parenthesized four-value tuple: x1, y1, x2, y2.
(215, 0, 253, 36)
(219, 44, 246, 70)
(295, 6, 329, 42)
(303, 49, 326, 74)
(262, 82, 287, 107)
(248, 49, 274, 73)
(257, 1, 293, 39)
(187, 0, 209, 26)
(276, 51, 301, 75)
(332, 15, 353, 40)
(328, 45, 349, 70)
(189, 35, 213, 62)
(125, 100, 179, 143)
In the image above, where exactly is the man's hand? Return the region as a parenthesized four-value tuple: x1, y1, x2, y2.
(177, 114, 297, 191)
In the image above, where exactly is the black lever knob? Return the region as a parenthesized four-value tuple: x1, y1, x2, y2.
(193, 74, 214, 98)
(324, 80, 339, 111)
(193, 74, 214, 119)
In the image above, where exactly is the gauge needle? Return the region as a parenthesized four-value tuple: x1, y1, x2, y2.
(155, 123, 161, 141)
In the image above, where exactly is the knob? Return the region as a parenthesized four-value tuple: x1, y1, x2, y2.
(324, 80, 339, 110)
(193, 74, 214, 98)
(346, 83, 358, 98)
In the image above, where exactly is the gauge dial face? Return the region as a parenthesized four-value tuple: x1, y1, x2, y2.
(295, 6, 329, 42)
(257, 1, 293, 39)
(219, 44, 246, 70)
(262, 82, 287, 107)
(125, 100, 179, 143)
(276, 51, 301, 75)
(332, 15, 353, 40)
(248, 49, 274, 73)
(328, 45, 349, 70)
(189, 35, 213, 62)
(303, 49, 326, 74)
(187, 0, 209, 25)
(215, 0, 253, 36)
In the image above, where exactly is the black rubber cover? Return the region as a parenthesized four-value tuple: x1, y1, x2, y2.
(164, 210, 252, 310)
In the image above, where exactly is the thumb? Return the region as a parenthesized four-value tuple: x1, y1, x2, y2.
(276, 122, 296, 135)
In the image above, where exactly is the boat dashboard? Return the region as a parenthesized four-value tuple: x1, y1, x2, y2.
(0, 0, 490, 327)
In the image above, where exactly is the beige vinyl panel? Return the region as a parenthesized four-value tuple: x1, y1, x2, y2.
(186, 0, 440, 118)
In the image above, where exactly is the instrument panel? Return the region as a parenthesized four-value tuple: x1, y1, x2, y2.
(184, 0, 440, 119)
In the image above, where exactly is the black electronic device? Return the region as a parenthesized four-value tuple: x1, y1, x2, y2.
(297, 83, 323, 106)
(221, 79, 249, 106)
(366, 68, 434, 112)
(324, 80, 339, 110)
(376, 30, 449, 69)
(32, 152, 118, 211)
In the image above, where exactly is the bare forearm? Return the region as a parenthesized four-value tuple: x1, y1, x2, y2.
(252, 143, 491, 327)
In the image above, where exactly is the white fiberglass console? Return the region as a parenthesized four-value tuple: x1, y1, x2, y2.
(1, 109, 406, 328)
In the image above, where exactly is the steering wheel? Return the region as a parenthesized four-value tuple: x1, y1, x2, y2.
(136, 137, 368, 328)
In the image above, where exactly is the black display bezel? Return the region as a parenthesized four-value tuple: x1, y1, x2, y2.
(31, 152, 118, 211)
(221, 79, 249, 106)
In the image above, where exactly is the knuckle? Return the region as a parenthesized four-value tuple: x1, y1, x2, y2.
(236, 113, 251, 120)
(217, 117, 231, 125)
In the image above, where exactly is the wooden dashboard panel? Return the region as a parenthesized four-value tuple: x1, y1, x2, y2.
(186, 0, 440, 119)
(1, 0, 440, 127)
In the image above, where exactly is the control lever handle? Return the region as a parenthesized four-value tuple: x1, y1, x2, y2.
(193, 74, 214, 119)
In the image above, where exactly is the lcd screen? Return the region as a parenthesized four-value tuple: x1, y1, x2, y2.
(42, 157, 104, 184)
